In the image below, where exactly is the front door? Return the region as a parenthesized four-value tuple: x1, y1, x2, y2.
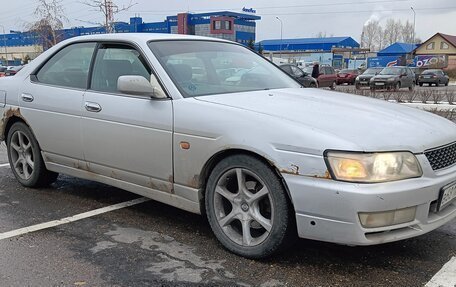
(81, 43, 173, 192)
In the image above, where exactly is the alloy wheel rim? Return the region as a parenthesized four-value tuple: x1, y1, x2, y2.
(214, 168, 274, 247)
(9, 131, 34, 180)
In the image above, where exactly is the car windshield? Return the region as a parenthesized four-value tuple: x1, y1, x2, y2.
(422, 70, 438, 74)
(149, 40, 300, 97)
(379, 67, 402, 75)
(363, 68, 382, 75)
(302, 67, 313, 74)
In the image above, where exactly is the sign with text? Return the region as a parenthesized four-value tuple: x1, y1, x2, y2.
(413, 55, 448, 69)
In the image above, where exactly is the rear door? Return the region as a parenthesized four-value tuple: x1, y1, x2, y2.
(81, 42, 174, 192)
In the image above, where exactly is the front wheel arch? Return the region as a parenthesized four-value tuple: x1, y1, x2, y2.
(198, 149, 294, 215)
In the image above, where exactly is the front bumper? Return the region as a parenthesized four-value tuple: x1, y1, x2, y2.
(282, 154, 456, 245)
(370, 81, 395, 89)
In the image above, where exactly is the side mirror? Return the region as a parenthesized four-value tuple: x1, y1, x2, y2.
(117, 75, 166, 99)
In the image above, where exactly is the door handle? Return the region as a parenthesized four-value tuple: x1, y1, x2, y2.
(84, 102, 102, 112)
(21, 93, 34, 102)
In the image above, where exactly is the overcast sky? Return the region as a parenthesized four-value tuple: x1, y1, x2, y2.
(1, 0, 455, 43)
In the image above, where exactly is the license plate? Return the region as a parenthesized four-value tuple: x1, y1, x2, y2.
(375, 82, 385, 86)
(423, 75, 431, 78)
(438, 182, 456, 211)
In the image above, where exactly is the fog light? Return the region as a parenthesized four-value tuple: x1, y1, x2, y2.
(359, 206, 416, 228)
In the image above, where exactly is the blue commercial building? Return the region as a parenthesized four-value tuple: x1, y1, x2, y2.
(0, 11, 260, 63)
(367, 42, 420, 68)
(257, 37, 360, 52)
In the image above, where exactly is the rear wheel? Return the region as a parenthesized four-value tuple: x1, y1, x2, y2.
(7, 122, 58, 187)
(205, 155, 293, 259)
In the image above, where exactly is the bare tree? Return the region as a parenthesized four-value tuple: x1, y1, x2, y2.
(27, 0, 67, 49)
(401, 20, 414, 44)
(383, 19, 403, 46)
(82, 0, 136, 33)
(361, 20, 382, 51)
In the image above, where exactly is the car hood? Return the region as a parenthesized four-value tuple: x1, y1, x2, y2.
(372, 75, 399, 80)
(195, 88, 456, 153)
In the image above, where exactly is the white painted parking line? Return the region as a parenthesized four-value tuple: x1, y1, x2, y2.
(0, 197, 150, 241)
(0, 163, 10, 168)
(426, 257, 456, 287)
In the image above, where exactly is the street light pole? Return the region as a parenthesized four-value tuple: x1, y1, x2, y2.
(411, 7, 416, 44)
(275, 17, 283, 59)
(0, 25, 8, 66)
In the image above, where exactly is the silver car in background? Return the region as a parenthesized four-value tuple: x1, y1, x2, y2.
(0, 34, 455, 259)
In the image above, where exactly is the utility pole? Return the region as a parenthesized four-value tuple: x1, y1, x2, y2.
(411, 7, 416, 44)
(275, 17, 283, 59)
(0, 25, 8, 66)
(105, 0, 115, 33)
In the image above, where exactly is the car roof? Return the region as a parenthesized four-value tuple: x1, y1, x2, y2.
(62, 33, 232, 45)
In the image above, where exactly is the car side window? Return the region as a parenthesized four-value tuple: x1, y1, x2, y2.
(291, 66, 304, 77)
(281, 65, 292, 74)
(91, 44, 151, 93)
(36, 42, 96, 89)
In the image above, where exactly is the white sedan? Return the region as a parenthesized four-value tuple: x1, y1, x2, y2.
(0, 33, 455, 258)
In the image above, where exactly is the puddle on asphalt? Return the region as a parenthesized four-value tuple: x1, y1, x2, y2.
(99, 226, 241, 285)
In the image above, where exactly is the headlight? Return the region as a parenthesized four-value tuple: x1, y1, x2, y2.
(325, 151, 422, 183)
(387, 77, 396, 81)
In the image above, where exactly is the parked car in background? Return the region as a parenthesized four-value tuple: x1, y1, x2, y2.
(355, 67, 383, 89)
(409, 67, 423, 85)
(303, 65, 337, 89)
(418, 69, 449, 86)
(336, 69, 360, 85)
(0, 66, 7, 77)
(4, 66, 24, 76)
(1, 34, 455, 259)
(370, 66, 415, 91)
(279, 64, 318, 87)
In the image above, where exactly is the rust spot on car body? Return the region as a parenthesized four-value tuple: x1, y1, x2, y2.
(188, 174, 200, 188)
(0, 107, 23, 141)
(312, 170, 332, 179)
(280, 164, 300, 175)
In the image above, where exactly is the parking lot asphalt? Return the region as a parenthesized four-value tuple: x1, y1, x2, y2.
(0, 138, 455, 286)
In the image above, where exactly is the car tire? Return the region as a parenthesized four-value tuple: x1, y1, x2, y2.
(409, 83, 414, 91)
(445, 81, 449, 86)
(419, 82, 423, 87)
(309, 82, 317, 88)
(394, 82, 400, 91)
(330, 81, 336, 90)
(7, 122, 58, 187)
(205, 154, 294, 259)
(355, 83, 360, 90)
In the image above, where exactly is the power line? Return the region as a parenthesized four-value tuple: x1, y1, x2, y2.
(259, 6, 456, 16)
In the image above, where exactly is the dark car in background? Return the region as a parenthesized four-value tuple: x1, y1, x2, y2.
(336, 69, 360, 85)
(418, 69, 449, 86)
(409, 67, 423, 85)
(4, 66, 23, 76)
(303, 65, 337, 89)
(355, 67, 383, 89)
(279, 64, 318, 87)
(370, 66, 415, 91)
(0, 66, 7, 77)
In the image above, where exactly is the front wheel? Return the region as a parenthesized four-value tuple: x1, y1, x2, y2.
(394, 82, 401, 91)
(205, 155, 293, 259)
(7, 122, 58, 187)
(409, 83, 414, 91)
(330, 81, 336, 90)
